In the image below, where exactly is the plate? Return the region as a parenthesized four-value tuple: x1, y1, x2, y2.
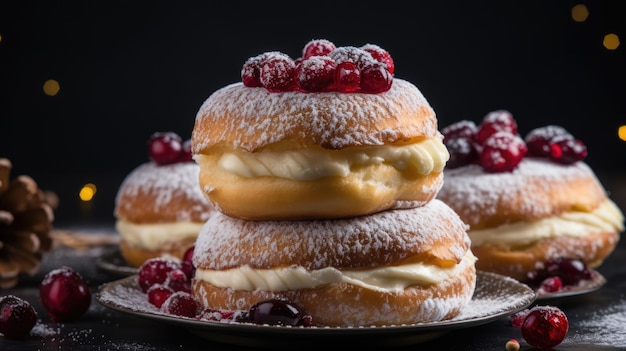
(95, 247, 138, 276)
(534, 269, 606, 301)
(96, 271, 536, 348)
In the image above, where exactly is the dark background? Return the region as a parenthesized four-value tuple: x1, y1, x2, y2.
(0, 1, 625, 225)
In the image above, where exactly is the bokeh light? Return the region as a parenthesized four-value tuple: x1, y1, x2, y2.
(571, 4, 589, 22)
(618, 126, 626, 142)
(43, 79, 61, 96)
(79, 183, 97, 202)
(603, 33, 620, 50)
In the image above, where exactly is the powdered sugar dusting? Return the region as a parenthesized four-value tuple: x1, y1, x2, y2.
(437, 158, 606, 226)
(193, 78, 436, 152)
(114, 162, 212, 222)
(566, 300, 626, 348)
(193, 199, 470, 270)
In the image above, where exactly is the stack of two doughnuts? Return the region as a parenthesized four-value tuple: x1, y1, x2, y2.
(190, 78, 477, 327)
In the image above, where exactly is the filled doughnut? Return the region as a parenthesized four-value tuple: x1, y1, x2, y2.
(437, 112, 624, 282)
(191, 40, 449, 220)
(114, 132, 214, 267)
(191, 199, 476, 327)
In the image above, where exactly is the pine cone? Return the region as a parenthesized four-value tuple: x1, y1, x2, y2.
(0, 158, 56, 288)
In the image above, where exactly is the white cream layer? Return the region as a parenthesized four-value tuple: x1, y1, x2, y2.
(216, 136, 449, 180)
(116, 220, 203, 251)
(469, 199, 624, 246)
(195, 251, 476, 293)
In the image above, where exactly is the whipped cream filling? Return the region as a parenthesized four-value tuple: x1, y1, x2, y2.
(195, 251, 476, 293)
(469, 199, 625, 246)
(216, 136, 449, 180)
(116, 220, 203, 251)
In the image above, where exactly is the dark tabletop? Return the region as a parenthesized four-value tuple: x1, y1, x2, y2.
(2, 173, 626, 351)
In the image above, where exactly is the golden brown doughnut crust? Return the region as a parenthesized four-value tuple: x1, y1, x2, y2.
(471, 231, 620, 282)
(191, 79, 438, 153)
(197, 154, 443, 220)
(437, 159, 608, 230)
(193, 200, 470, 271)
(192, 263, 476, 327)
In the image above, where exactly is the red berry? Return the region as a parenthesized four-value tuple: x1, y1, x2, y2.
(445, 137, 479, 168)
(148, 132, 183, 165)
(40, 266, 91, 322)
(147, 284, 174, 308)
(164, 268, 191, 293)
(296, 56, 336, 92)
(510, 308, 530, 328)
(521, 305, 568, 349)
(160, 291, 197, 318)
(441, 120, 478, 143)
(475, 110, 518, 145)
(302, 39, 336, 59)
(260, 54, 295, 92)
(360, 62, 393, 93)
(137, 258, 181, 292)
(549, 136, 587, 164)
(538, 276, 563, 293)
(361, 43, 395, 74)
(181, 245, 195, 279)
(0, 295, 37, 339)
(525, 125, 573, 157)
(334, 61, 361, 93)
(176, 139, 193, 163)
(248, 298, 311, 326)
(328, 46, 375, 70)
(479, 131, 527, 172)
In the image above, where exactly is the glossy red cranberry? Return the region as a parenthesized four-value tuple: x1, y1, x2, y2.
(441, 120, 477, 143)
(510, 308, 530, 328)
(241, 55, 264, 87)
(546, 257, 593, 285)
(148, 132, 183, 165)
(334, 61, 361, 93)
(525, 125, 572, 157)
(549, 136, 587, 164)
(181, 246, 195, 280)
(538, 276, 563, 293)
(475, 110, 518, 145)
(164, 269, 191, 293)
(160, 291, 197, 318)
(0, 295, 37, 339)
(260, 54, 295, 92)
(147, 284, 174, 308)
(479, 131, 527, 172)
(362, 44, 395, 74)
(296, 56, 337, 92)
(521, 305, 568, 349)
(248, 298, 312, 326)
(137, 257, 181, 292)
(445, 137, 479, 168)
(40, 266, 91, 323)
(328, 46, 374, 70)
(360, 62, 393, 93)
(302, 39, 336, 59)
(176, 139, 193, 163)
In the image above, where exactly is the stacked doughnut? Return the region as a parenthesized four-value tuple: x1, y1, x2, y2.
(436, 111, 624, 283)
(190, 39, 477, 327)
(114, 132, 215, 267)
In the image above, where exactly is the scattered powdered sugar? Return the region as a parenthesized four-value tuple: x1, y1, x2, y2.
(30, 322, 60, 337)
(193, 199, 470, 270)
(192, 78, 437, 152)
(114, 162, 213, 222)
(437, 158, 606, 227)
(565, 300, 626, 348)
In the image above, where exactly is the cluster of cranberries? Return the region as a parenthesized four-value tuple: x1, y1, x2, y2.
(137, 248, 312, 327)
(442, 110, 588, 172)
(147, 131, 193, 165)
(0, 266, 91, 339)
(526, 256, 595, 294)
(241, 39, 395, 94)
(510, 305, 569, 349)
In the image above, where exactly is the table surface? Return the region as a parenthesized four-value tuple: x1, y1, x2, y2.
(2, 174, 626, 351)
